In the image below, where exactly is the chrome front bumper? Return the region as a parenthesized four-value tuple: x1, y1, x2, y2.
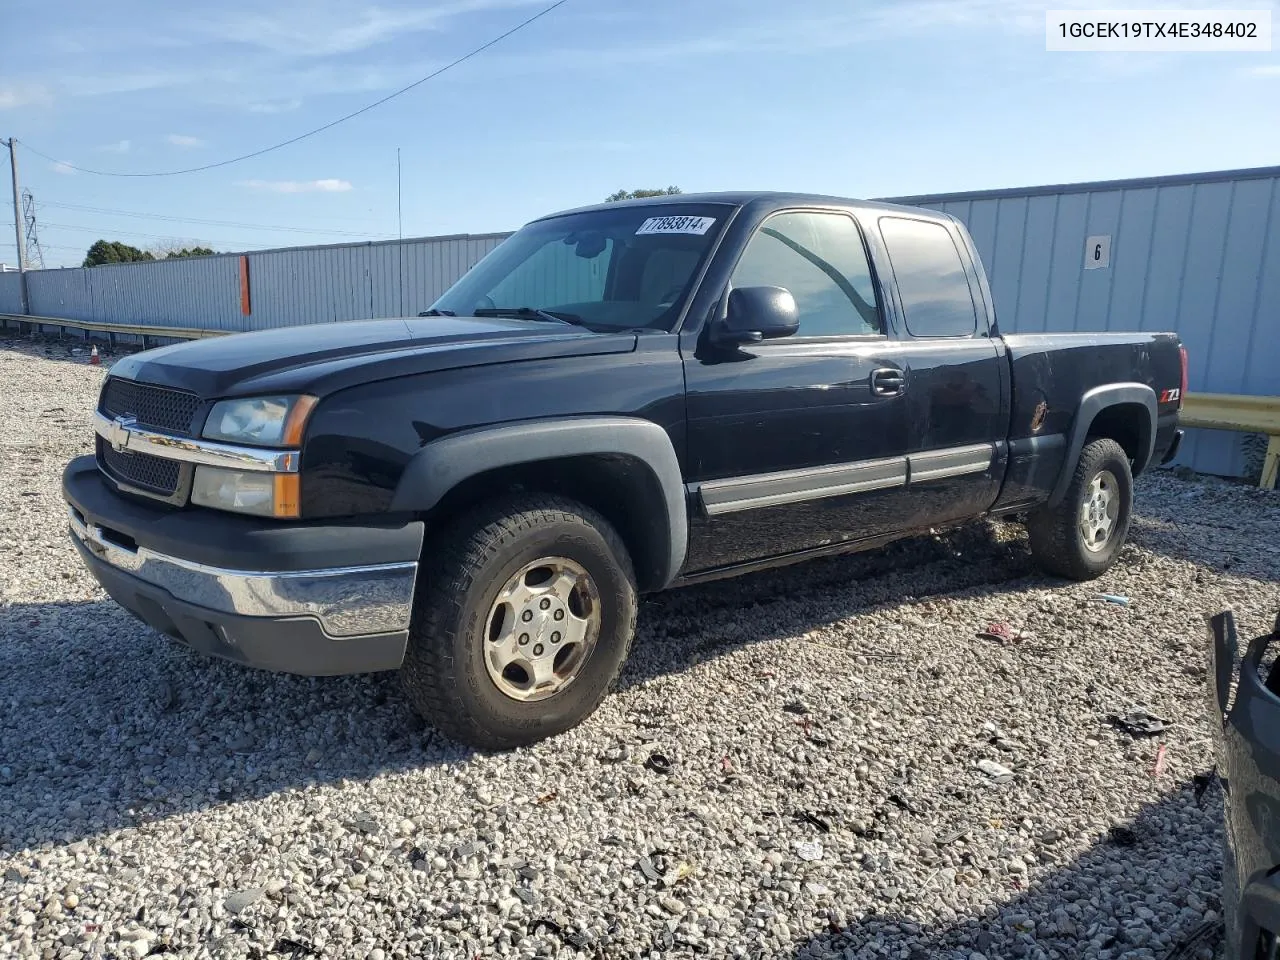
(69, 508, 416, 639)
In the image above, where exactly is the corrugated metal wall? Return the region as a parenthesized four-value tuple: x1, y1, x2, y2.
(18, 233, 510, 333)
(0, 271, 23, 314)
(891, 165, 1280, 477)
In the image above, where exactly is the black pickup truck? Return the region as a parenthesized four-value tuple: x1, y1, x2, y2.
(63, 192, 1185, 748)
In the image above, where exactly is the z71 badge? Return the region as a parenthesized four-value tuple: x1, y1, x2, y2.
(1160, 388, 1181, 404)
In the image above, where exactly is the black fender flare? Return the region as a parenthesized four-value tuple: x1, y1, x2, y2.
(1049, 382, 1157, 507)
(389, 416, 688, 588)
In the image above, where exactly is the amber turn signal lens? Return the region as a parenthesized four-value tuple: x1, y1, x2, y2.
(273, 474, 301, 518)
(282, 395, 319, 447)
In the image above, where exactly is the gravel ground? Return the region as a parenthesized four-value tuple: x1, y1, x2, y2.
(2, 337, 1279, 960)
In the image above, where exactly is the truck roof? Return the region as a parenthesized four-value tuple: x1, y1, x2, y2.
(536, 191, 948, 223)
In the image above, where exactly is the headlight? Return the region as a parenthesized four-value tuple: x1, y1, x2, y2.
(204, 395, 317, 447)
(192, 466, 301, 518)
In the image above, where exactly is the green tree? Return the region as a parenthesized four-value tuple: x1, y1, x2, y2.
(146, 240, 218, 259)
(83, 240, 156, 267)
(605, 186, 683, 202)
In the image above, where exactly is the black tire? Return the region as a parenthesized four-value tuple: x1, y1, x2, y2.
(1027, 437, 1134, 581)
(400, 494, 637, 750)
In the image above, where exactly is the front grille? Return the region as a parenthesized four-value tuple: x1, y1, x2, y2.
(100, 377, 200, 436)
(97, 436, 182, 497)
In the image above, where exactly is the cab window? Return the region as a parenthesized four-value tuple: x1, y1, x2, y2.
(730, 211, 881, 337)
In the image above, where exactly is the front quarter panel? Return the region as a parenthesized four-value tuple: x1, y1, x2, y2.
(299, 336, 687, 517)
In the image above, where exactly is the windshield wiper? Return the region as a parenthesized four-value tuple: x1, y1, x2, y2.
(418, 308, 455, 316)
(473, 306, 587, 327)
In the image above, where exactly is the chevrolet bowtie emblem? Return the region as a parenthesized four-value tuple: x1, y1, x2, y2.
(106, 415, 137, 453)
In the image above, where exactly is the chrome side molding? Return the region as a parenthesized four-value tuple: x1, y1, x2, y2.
(698, 442, 995, 516)
(907, 443, 994, 484)
(701, 456, 908, 516)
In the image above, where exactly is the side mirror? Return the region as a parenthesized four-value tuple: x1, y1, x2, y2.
(712, 286, 799, 346)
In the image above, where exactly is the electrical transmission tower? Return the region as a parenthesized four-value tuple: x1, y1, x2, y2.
(21, 189, 44, 270)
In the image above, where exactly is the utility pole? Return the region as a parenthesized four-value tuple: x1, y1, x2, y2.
(5, 137, 29, 314)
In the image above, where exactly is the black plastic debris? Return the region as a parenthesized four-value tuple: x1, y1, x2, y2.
(1193, 769, 1219, 806)
(794, 811, 832, 833)
(271, 938, 318, 958)
(1109, 825, 1138, 846)
(530, 918, 592, 951)
(563, 930, 592, 950)
(1109, 710, 1171, 737)
(1161, 919, 1225, 959)
(888, 794, 919, 815)
(644, 752, 673, 775)
(674, 937, 710, 954)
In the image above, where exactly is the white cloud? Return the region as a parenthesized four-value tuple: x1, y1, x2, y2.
(96, 139, 131, 154)
(0, 83, 52, 110)
(246, 98, 303, 113)
(1245, 64, 1280, 77)
(194, 0, 546, 57)
(166, 134, 205, 148)
(50, 161, 77, 175)
(237, 178, 354, 193)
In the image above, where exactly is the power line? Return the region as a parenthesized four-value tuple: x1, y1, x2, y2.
(0, 241, 84, 254)
(38, 220, 268, 248)
(16, 0, 569, 179)
(38, 200, 396, 238)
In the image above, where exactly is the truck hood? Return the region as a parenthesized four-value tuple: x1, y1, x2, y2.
(107, 316, 638, 398)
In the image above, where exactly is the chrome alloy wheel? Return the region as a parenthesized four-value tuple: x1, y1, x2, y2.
(1079, 469, 1121, 553)
(483, 557, 601, 702)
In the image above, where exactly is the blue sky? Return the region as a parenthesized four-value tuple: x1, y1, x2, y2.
(2, 0, 1278, 267)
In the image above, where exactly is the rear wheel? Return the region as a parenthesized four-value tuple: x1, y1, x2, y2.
(400, 494, 637, 749)
(1027, 437, 1134, 580)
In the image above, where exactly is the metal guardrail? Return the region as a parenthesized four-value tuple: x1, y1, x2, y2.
(0, 313, 225, 344)
(1181, 392, 1280, 490)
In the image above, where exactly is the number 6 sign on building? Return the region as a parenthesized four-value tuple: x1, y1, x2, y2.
(1085, 234, 1112, 269)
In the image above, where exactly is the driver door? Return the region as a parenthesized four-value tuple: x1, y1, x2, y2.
(682, 209, 915, 572)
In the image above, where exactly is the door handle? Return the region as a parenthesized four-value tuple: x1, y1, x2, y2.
(871, 368, 905, 397)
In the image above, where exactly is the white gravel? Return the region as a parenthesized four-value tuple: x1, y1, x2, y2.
(2, 336, 1278, 960)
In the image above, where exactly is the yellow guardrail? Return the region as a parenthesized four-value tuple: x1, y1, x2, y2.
(1, 314, 226, 341)
(1181, 392, 1280, 490)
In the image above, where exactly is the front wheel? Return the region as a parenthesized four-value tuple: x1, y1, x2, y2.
(1027, 437, 1134, 581)
(400, 494, 637, 750)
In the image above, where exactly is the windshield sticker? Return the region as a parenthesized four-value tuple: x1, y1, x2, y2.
(635, 216, 716, 236)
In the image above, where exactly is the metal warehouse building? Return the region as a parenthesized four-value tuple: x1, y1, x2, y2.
(2, 164, 1277, 477)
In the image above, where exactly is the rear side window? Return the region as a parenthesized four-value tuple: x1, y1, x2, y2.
(878, 217, 978, 338)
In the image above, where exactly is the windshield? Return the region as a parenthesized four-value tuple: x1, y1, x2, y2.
(430, 203, 733, 331)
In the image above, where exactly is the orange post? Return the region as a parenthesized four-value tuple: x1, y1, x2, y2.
(239, 255, 251, 316)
